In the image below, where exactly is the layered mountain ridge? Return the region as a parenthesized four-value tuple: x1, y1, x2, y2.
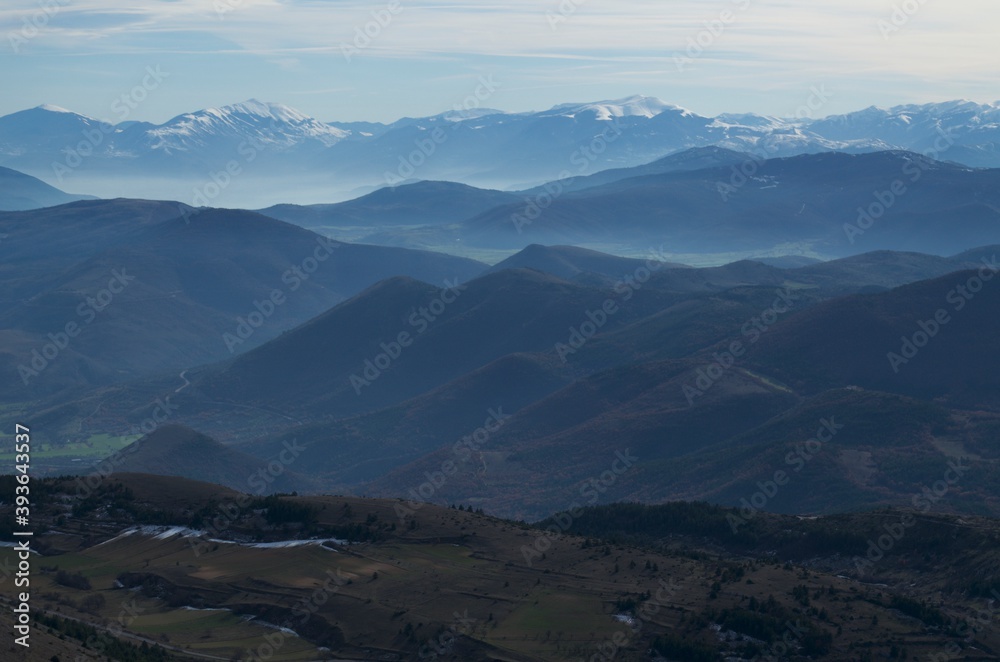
(4, 96, 1000, 206)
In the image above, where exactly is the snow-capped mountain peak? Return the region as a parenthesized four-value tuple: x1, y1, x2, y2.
(3, 97, 1000, 206)
(35, 103, 77, 114)
(544, 95, 692, 121)
(437, 107, 505, 122)
(212, 99, 318, 124)
(146, 100, 349, 152)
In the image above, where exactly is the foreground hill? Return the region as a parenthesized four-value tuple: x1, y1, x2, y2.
(182, 268, 679, 420)
(788, 249, 984, 294)
(0, 165, 96, 211)
(0, 201, 486, 400)
(485, 245, 981, 297)
(0, 199, 190, 308)
(363, 401, 990, 524)
(258, 179, 521, 229)
(487, 243, 689, 283)
(3, 473, 999, 661)
(235, 352, 576, 487)
(29, 249, 999, 499)
(110, 424, 317, 494)
(358, 265, 1000, 518)
(746, 267, 1000, 407)
(362, 358, 801, 518)
(656, 389, 1000, 515)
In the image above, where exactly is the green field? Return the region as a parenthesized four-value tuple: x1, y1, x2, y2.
(0, 432, 139, 463)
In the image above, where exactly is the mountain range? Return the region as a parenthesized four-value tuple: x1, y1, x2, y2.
(9, 217, 995, 520)
(3, 96, 1000, 207)
(329, 150, 1000, 259)
(0, 199, 485, 401)
(3, 92, 1000, 562)
(5, 147, 1000, 262)
(260, 147, 1000, 264)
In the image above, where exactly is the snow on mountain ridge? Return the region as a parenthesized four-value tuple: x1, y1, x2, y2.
(145, 99, 349, 151)
(35, 104, 77, 114)
(216, 99, 321, 124)
(438, 107, 506, 122)
(20, 98, 999, 133)
(542, 95, 692, 121)
(5, 97, 1000, 204)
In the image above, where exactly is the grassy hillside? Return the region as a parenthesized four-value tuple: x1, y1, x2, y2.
(2, 474, 999, 661)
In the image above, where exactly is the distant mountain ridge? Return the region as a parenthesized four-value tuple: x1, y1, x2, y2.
(378, 150, 1000, 257)
(4, 96, 1000, 206)
(257, 180, 521, 229)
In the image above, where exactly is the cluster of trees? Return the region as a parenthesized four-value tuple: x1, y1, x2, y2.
(250, 495, 319, 525)
(69, 482, 175, 527)
(247, 496, 389, 542)
(650, 633, 718, 662)
(888, 595, 948, 628)
(538, 501, 869, 556)
(964, 576, 1000, 599)
(535, 501, 998, 564)
(539, 501, 762, 543)
(721, 608, 784, 643)
(54, 570, 91, 591)
(35, 612, 174, 662)
(705, 593, 833, 656)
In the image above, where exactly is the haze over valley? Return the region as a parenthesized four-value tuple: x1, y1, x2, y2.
(3, 1, 1000, 659)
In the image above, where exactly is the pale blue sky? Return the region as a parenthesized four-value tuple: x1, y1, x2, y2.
(2, 0, 997, 123)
